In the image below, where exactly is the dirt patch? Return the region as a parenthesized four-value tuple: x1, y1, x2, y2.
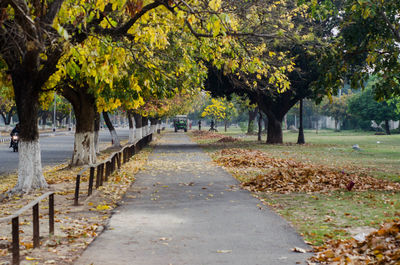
(0, 141, 153, 264)
(311, 221, 400, 264)
(214, 148, 400, 193)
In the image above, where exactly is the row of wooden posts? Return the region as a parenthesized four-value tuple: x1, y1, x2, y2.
(74, 133, 152, 205)
(1, 133, 153, 265)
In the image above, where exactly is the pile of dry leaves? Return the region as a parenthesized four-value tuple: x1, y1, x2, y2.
(191, 130, 223, 139)
(311, 221, 400, 264)
(215, 148, 400, 193)
(216, 136, 240, 143)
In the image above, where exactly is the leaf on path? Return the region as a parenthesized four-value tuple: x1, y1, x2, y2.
(26, 256, 39, 260)
(217, 249, 232, 253)
(95, 204, 111, 211)
(292, 247, 307, 253)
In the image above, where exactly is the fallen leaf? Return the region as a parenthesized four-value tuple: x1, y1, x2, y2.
(292, 247, 306, 253)
(217, 250, 232, 253)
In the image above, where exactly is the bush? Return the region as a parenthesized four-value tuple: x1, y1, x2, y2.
(239, 122, 247, 133)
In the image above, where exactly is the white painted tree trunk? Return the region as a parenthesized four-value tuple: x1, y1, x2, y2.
(128, 128, 135, 143)
(13, 140, 48, 193)
(71, 132, 96, 166)
(110, 129, 121, 147)
(94, 130, 100, 154)
(136, 127, 142, 140)
(142, 126, 146, 137)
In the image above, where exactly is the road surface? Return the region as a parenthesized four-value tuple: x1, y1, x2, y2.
(0, 129, 130, 176)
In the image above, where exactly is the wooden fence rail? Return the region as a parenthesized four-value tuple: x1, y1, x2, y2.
(74, 133, 153, 206)
(0, 192, 55, 265)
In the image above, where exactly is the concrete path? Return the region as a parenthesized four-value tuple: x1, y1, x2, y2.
(75, 132, 311, 265)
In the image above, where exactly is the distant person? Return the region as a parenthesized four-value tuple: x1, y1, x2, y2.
(9, 123, 20, 148)
(198, 120, 201, 130)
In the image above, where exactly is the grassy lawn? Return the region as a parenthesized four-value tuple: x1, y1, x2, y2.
(262, 191, 400, 245)
(219, 128, 400, 182)
(191, 128, 400, 246)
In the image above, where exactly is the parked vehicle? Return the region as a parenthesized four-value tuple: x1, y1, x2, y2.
(11, 132, 19, 152)
(173, 115, 188, 132)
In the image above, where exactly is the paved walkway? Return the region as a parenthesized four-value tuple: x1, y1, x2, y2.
(75, 132, 311, 265)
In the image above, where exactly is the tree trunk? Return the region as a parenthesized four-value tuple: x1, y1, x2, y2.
(334, 119, 340, 132)
(283, 115, 287, 130)
(157, 119, 162, 134)
(142, 116, 148, 136)
(133, 113, 143, 140)
(150, 118, 157, 134)
(258, 111, 262, 142)
(94, 111, 100, 154)
(103, 111, 121, 148)
(384, 120, 391, 135)
(41, 112, 48, 130)
(127, 111, 135, 143)
(266, 114, 283, 144)
(263, 117, 268, 133)
(247, 108, 257, 134)
(62, 85, 97, 166)
(12, 72, 47, 192)
(224, 120, 228, 132)
(297, 99, 305, 144)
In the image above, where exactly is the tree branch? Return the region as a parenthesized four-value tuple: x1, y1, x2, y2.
(94, 1, 163, 37)
(42, 0, 64, 25)
(378, 10, 400, 43)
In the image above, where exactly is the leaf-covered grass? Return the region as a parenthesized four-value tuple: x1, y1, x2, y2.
(262, 191, 400, 246)
(190, 129, 400, 247)
(198, 128, 400, 182)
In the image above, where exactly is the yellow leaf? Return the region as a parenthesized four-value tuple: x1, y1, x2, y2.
(96, 204, 111, 211)
(209, 0, 221, 11)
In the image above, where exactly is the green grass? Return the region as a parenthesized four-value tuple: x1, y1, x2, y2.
(191, 128, 400, 246)
(262, 191, 400, 245)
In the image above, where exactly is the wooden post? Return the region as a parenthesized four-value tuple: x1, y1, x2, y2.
(33, 203, 39, 248)
(95, 165, 100, 189)
(105, 162, 109, 182)
(100, 163, 104, 185)
(88, 167, 95, 196)
(49, 194, 54, 235)
(74, 175, 81, 206)
(111, 157, 114, 173)
(96, 165, 101, 188)
(12, 216, 19, 265)
(117, 153, 121, 169)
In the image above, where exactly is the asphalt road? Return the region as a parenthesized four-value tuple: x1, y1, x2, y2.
(0, 128, 130, 176)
